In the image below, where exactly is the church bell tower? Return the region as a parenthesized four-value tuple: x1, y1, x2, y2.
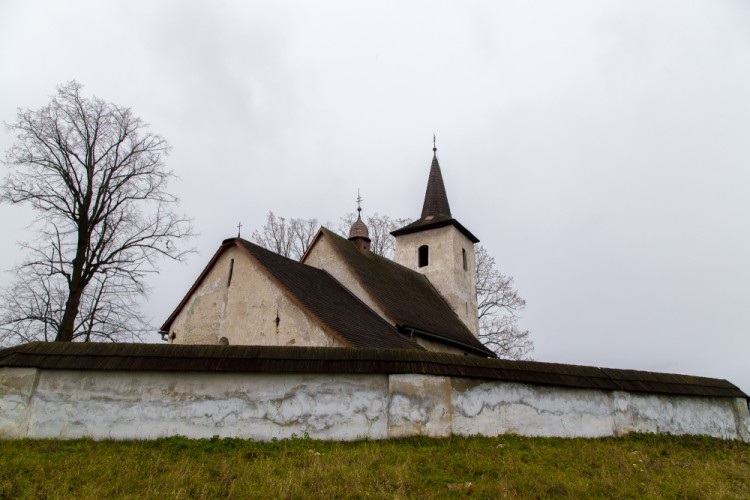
(391, 143, 480, 337)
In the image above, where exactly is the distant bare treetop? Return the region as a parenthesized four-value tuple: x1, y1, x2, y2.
(475, 245, 533, 359)
(337, 213, 412, 259)
(251, 212, 319, 261)
(0, 81, 193, 344)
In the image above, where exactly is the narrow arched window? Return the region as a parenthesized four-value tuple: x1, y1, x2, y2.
(418, 245, 429, 268)
(462, 248, 467, 271)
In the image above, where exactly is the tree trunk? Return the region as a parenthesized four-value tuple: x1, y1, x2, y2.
(56, 281, 84, 341)
(55, 214, 91, 342)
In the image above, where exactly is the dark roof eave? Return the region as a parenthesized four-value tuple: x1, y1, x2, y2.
(391, 218, 479, 243)
(400, 325, 496, 358)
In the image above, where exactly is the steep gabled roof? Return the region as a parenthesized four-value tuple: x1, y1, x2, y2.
(162, 238, 423, 351)
(316, 228, 495, 357)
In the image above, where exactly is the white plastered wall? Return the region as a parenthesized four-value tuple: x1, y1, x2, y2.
(169, 246, 344, 348)
(12, 370, 388, 440)
(2, 368, 747, 442)
(393, 226, 479, 336)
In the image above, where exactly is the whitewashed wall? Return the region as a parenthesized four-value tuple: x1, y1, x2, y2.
(1, 368, 748, 441)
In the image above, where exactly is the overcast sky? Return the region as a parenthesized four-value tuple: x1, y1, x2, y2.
(1, 1, 749, 394)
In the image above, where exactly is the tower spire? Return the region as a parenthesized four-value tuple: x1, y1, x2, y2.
(421, 138, 451, 218)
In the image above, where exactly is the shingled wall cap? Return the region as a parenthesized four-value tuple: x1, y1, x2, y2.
(2, 342, 746, 401)
(421, 152, 452, 219)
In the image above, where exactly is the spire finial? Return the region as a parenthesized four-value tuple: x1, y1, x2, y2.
(433, 133, 437, 153)
(237, 221, 243, 237)
(348, 189, 370, 249)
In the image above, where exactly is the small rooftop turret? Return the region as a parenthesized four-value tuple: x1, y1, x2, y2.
(348, 190, 371, 253)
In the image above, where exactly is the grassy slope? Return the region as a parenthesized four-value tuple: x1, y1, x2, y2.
(1, 434, 748, 499)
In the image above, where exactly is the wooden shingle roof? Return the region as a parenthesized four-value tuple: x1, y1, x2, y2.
(390, 150, 479, 243)
(320, 228, 494, 357)
(1, 342, 745, 400)
(421, 151, 452, 218)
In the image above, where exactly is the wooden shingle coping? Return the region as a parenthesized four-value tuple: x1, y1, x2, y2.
(1, 342, 746, 400)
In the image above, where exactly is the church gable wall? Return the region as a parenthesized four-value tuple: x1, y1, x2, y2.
(169, 247, 344, 347)
(302, 236, 391, 322)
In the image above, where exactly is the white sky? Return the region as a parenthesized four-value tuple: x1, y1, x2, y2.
(1, 0, 749, 394)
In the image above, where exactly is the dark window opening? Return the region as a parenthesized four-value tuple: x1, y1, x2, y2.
(462, 248, 467, 270)
(418, 245, 429, 268)
(227, 258, 235, 287)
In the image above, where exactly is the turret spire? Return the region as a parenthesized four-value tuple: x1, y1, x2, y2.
(421, 139, 452, 218)
(348, 189, 371, 252)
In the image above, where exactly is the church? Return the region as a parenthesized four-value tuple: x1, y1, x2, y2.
(2, 144, 747, 442)
(160, 145, 496, 358)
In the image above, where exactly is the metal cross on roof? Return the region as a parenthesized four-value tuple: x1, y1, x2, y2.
(237, 221, 243, 237)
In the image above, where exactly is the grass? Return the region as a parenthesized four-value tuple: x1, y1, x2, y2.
(0, 434, 748, 498)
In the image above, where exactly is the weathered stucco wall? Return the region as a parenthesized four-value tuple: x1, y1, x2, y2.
(394, 226, 479, 336)
(2, 368, 747, 441)
(414, 336, 470, 357)
(0, 367, 39, 439)
(169, 247, 343, 348)
(11, 370, 389, 440)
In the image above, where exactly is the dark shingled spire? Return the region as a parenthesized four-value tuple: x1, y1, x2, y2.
(392, 141, 478, 243)
(420, 146, 451, 218)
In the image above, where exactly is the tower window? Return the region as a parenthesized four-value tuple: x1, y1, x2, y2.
(462, 248, 467, 271)
(418, 245, 429, 268)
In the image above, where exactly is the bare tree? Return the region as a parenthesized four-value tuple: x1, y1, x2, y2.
(251, 211, 319, 260)
(0, 82, 193, 344)
(475, 245, 533, 359)
(338, 212, 412, 259)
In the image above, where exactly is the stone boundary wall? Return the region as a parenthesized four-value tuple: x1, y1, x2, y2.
(2, 368, 748, 441)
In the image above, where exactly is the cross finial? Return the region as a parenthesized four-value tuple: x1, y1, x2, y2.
(433, 133, 437, 153)
(237, 221, 243, 237)
(356, 189, 363, 216)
